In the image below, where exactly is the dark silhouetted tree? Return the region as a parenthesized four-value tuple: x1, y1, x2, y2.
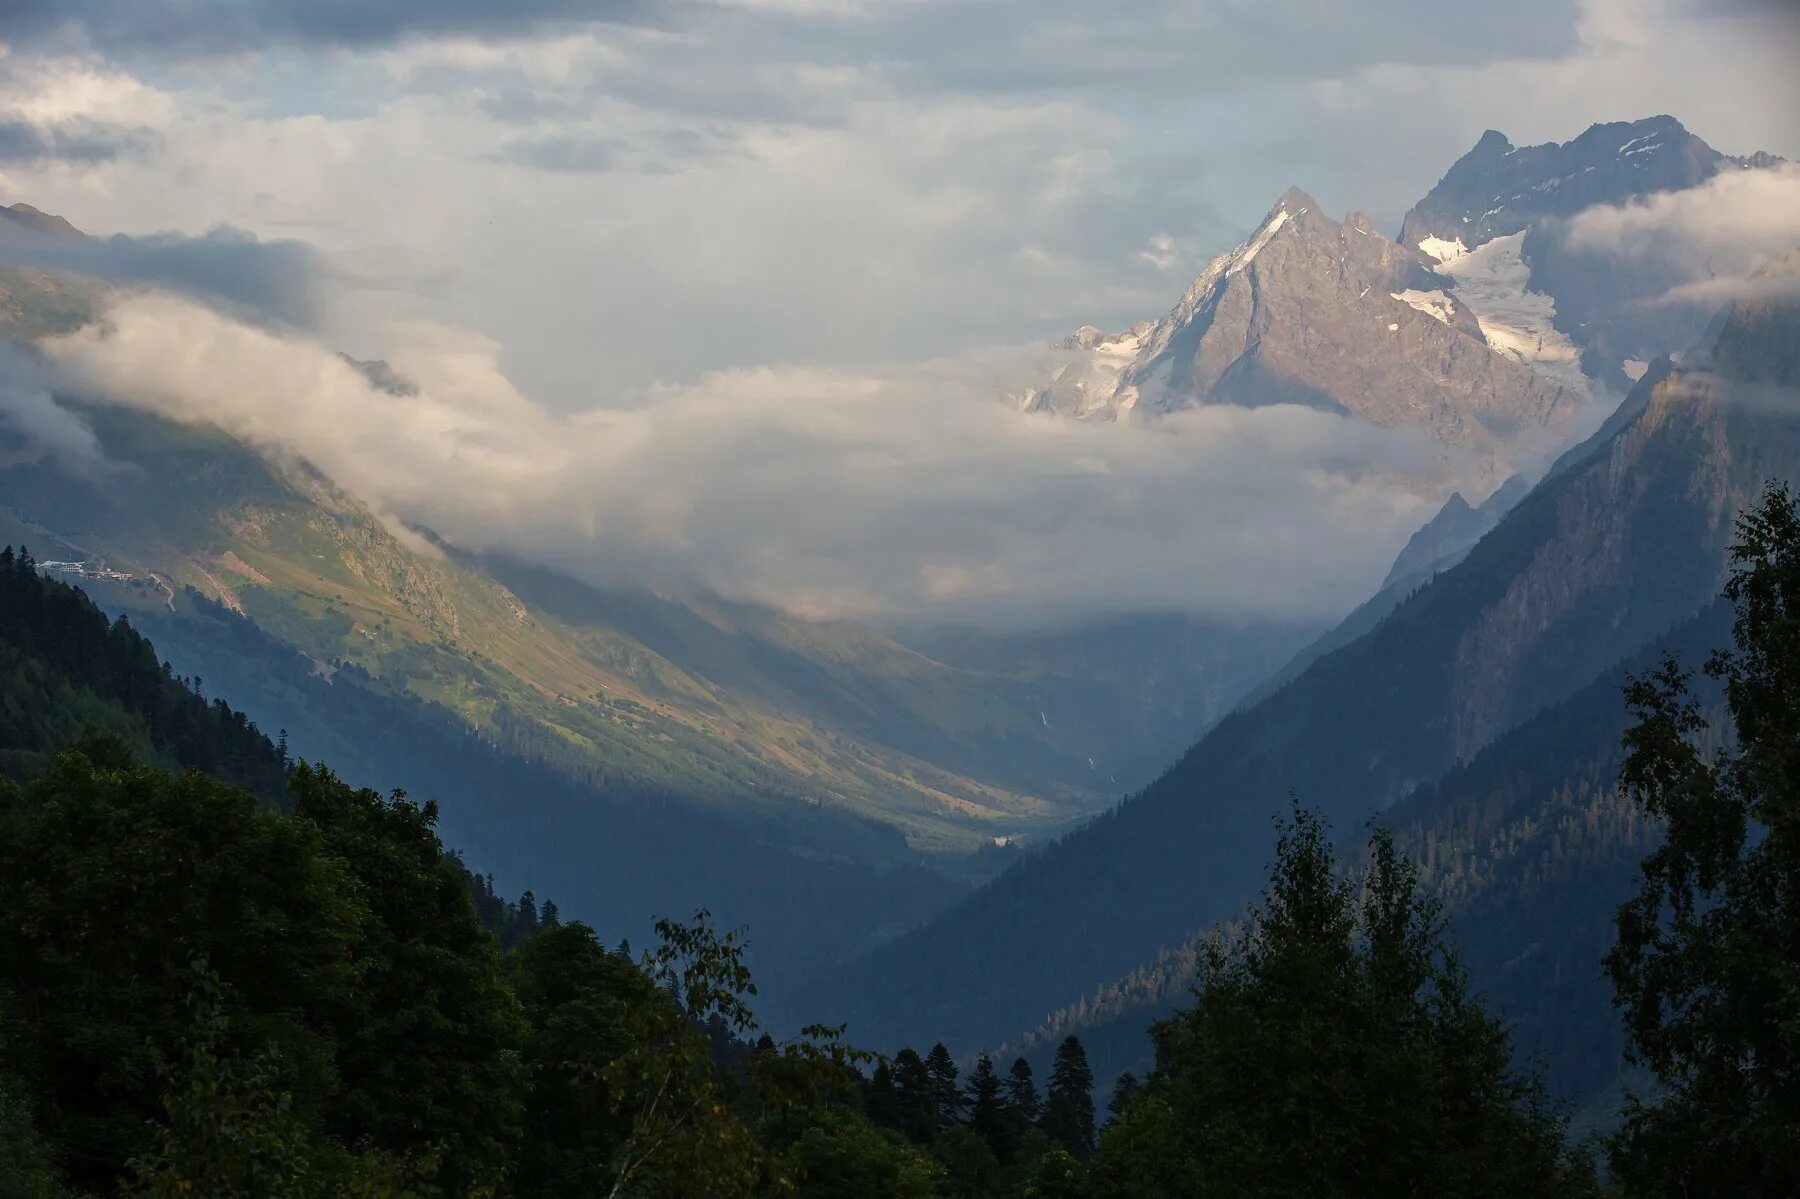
(1041, 1036, 1094, 1159)
(1607, 480, 1800, 1197)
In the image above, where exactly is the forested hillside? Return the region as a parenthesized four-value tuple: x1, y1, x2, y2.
(1006, 602, 1733, 1105)
(5, 503, 1793, 1196)
(816, 271, 1800, 1054)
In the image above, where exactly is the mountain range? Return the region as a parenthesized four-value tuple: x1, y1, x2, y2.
(1, 112, 1793, 1085)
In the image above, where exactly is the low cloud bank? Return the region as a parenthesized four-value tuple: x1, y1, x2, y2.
(26, 291, 1445, 627)
(1561, 162, 1800, 306)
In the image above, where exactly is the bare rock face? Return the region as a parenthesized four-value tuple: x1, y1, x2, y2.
(1021, 186, 1583, 478)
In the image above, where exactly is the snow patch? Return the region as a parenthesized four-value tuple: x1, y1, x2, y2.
(1417, 235, 1468, 266)
(1387, 322, 1400, 332)
(1391, 289, 1457, 324)
(1229, 209, 1289, 275)
(1434, 231, 1589, 399)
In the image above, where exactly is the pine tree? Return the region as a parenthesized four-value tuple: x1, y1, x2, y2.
(1041, 1036, 1094, 1159)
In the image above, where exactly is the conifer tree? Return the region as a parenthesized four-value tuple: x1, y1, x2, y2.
(891, 1048, 932, 1143)
(965, 1053, 1007, 1154)
(924, 1043, 964, 1133)
(1004, 1057, 1040, 1126)
(1041, 1036, 1094, 1159)
(1084, 807, 1596, 1198)
(1107, 1072, 1141, 1120)
(866, 1060, 900, 1132)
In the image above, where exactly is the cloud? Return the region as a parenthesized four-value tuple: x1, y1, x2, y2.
(1563, 160, 1800, 254)
(0, 1, 654, 57)
(1559, 162, 1800, 305)
(0, 226, 326, 330)
(0, 349, 107, 469)
(31, 291, 1444, 626)
(0, 117, 156, 163)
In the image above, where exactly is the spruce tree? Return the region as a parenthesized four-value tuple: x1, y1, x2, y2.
(965, 1053, 1007, 1155)
(1084, 806, 1596, 1198)
(924, 1043, 964, 1133)
(1004, 1057, 1040, 1125)
(866, 1060, 901, 1132)
(1041, 1036, 1095, 1159)
(1107, 1072, 1141, 1120)
(891, 1048, 933, 1143)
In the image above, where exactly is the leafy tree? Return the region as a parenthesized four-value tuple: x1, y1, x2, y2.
(288, 765, 527, 1189)
(1016, 1146, 1083, 1199)
(601, 910, 763, 1198)
(0, 749, 363, 1191)
(782, 1109, 940, 1199)
(1606, 480, 1800, 1196)
(127, 964, 446, 1199)
(508, 923, 656, 1198)
(1040, 1036, 1094, 1160)
(1085, 806, 1597, 1198)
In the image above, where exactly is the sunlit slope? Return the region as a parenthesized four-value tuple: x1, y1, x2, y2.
(3, 406, 1114, 850)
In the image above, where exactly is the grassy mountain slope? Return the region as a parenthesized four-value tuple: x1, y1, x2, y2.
(1, 401, 1302, 856)
(804, 275, 1800, 1051)
(0, 534, 966, 999)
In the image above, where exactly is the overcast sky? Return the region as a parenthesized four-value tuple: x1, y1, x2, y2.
(0, 0, 1796, 625)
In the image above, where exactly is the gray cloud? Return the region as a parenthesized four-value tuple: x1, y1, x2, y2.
(0, 226, 325, 330)
(0, 117, 156, 163)
(0, 0, 654, 56)
(1559, 162, 1800, 306)
(0, 349, 107, 469)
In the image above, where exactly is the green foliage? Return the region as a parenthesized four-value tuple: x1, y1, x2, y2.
(1085, 806, 1599, 1198)
(508, 922, 654, 1197)
(783, 1109, 940, 1198)
(127, 963, 451, 1199)
(1607, 481, 1800, 1196)
(287, 765, 527, 1187)
(0, 749, 363, 1191)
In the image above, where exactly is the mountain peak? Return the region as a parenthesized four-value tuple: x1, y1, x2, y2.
(1398, 114, 1763, 254)
(1273, 184, 1319, 215)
